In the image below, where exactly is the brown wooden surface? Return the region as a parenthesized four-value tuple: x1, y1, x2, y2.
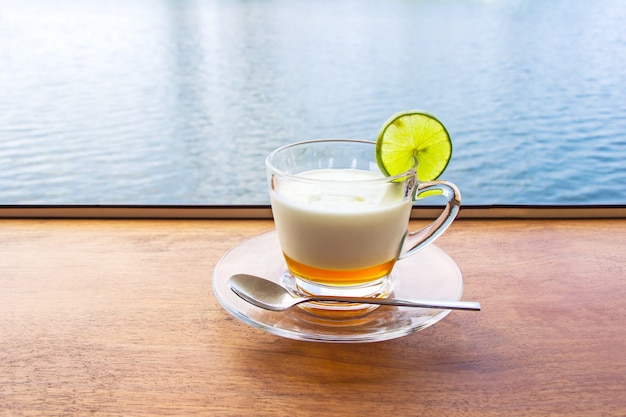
(0, 218, 624, 416)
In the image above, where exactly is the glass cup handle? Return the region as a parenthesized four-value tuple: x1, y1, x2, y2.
(397, 180, 461, 260)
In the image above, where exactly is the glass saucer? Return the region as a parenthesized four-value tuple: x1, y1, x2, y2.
(212, 231, 464, 343)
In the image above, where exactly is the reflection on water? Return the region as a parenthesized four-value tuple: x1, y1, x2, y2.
(0, 0, 625, 204)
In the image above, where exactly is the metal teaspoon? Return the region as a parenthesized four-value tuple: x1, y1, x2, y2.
(228, 274, 481, 312)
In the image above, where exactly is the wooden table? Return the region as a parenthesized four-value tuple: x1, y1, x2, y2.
(1, 218, 624, 416)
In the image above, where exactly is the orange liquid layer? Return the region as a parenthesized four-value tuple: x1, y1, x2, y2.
(283, 254, 396, 286)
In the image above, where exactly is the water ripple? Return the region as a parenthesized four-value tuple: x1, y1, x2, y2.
(1, 0, 625, 205)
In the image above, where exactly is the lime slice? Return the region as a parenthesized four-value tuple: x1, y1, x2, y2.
(376, 110, 452, 181)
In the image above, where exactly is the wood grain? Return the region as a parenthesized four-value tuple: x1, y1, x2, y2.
(0, 218, 624, 416)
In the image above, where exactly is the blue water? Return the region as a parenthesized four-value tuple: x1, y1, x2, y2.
(1, 0, 625, 205)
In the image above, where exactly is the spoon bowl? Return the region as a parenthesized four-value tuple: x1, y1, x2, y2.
(228, 273, 481, 312)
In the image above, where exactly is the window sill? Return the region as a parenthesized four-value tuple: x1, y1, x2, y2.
(1, 204, 625, 219)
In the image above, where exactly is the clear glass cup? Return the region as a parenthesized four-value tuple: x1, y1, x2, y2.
(266, 139, 460, 313)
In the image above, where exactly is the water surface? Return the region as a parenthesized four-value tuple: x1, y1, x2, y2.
(1, 0, 625, 205)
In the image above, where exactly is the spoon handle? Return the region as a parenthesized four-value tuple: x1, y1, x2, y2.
(304, 296, 481, 311)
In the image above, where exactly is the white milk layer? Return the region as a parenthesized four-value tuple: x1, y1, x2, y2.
(270, 169, 412, 270)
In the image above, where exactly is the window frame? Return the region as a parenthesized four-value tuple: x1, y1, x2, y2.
(1, 205, 624, 219)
